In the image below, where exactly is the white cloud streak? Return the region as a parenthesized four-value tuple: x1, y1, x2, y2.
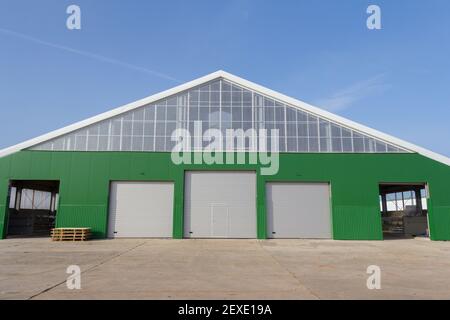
(315, 74, 390, 112)
(0, 27, 181, 83)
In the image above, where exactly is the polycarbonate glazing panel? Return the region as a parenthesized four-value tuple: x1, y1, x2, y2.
(29, 79, 407, 153)
(20, 189, 52, 210)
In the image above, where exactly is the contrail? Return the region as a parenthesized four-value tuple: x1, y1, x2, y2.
(0, 27, 181, 83)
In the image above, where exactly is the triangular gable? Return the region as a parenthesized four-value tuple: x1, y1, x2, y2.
(1, 71, 449, 166)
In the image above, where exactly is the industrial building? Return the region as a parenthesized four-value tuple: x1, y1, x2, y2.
(1, 71, 449, 240)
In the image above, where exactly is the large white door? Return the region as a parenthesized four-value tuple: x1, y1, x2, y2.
(266, 182, 331, 239)
(108, 181, 174, 238)
(184, 171, 257, 238)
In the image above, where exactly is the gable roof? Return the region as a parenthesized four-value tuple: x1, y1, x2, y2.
(1, 70, 449, 166)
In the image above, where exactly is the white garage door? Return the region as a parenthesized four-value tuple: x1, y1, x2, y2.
(108, 181, 174, 238)
(266, 182, 331, 239)
(184, 171, 257, 238)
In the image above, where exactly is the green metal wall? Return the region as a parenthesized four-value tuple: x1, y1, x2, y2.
(1, 151, 449, 240)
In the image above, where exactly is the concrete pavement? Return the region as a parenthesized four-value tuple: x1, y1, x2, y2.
(0, 238, 449, 299)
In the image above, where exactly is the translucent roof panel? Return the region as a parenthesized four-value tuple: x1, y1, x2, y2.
(29, 79, 408, 153)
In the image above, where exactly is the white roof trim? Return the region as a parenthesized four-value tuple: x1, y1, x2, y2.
(1, 70, 449, 166)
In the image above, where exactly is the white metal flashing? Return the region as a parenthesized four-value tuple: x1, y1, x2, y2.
(0, 70, 449, 166)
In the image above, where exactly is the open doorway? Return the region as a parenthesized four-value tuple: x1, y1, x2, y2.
(6, 180, 60, 238)
(379, 183, 428, 239)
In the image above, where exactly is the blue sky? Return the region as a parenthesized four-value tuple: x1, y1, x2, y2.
(1, 0, 449, 156)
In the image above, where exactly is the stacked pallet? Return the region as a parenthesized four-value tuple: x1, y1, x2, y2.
(51, 228, 91, 241)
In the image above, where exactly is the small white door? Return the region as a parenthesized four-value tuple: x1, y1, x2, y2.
(211, 204, 229, 238)
(266, 182, 331, 239)
(184, 171, 257, 238)
(108, 181, 174, 238)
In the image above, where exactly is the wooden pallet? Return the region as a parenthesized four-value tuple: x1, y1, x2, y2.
(51, 228, 91, 241)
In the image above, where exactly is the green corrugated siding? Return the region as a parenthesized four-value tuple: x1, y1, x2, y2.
(0, 151, 449, 240)
(56, 205, 108, 238)
(0, 178, 9, 236)
(332, 206, 383, 240)
(428, 205, 450, 241)
(0, 205, 6, 236)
